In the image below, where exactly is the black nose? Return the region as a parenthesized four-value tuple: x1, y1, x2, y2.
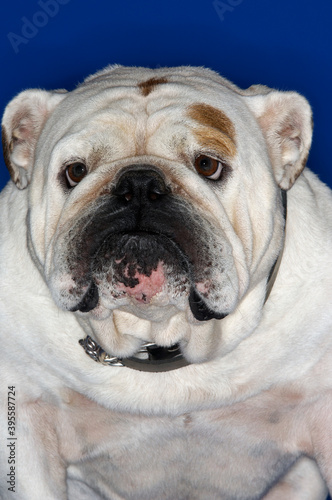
(113, 167, 169, 204)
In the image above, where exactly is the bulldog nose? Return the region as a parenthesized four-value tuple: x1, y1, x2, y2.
(113, 167, 169, 203)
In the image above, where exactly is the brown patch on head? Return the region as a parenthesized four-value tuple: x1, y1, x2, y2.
(192, 129, 236, 158)
(188, 103, 236, 142)
(138, 77, 168, 97)
(188, 103, 236, 158)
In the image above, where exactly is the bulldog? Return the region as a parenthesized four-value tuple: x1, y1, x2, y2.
(0, 65, 332, 500)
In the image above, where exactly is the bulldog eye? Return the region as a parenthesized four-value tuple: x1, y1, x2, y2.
(194, 155, 223, 180)
(65, 162, 87, 187)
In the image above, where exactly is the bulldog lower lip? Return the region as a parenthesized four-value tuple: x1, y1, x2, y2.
(189, 288, 228, 321)
(71, 281, 99, 313)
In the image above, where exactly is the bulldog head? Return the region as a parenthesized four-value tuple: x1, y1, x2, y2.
(1, 66, 312, 362)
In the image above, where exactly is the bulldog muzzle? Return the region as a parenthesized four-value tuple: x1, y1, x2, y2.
(71, 165, 228, 321)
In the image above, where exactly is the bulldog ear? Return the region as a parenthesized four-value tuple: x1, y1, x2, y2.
(245, 90, 313, 190)
(2, 89, 67, 189)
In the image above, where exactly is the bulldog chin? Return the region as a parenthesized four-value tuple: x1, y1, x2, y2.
(70, 271, 228, 322)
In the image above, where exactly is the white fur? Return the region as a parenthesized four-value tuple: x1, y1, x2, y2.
(0, 66, 331, 499)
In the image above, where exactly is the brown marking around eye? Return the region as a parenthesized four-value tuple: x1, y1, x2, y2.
(191, 128, 236, 158)
(138, 77, 168, 97)
(187, 103, 236, 158)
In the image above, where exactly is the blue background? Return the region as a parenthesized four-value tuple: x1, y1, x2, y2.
(0, 2, 331, 497)
(0, 0, 332, 191)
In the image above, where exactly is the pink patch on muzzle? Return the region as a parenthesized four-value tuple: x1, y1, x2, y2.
(117, 262, 166, 303)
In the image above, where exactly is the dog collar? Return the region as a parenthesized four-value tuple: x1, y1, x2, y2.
(79, 335, 190, 372)
(79, 190, 287, 372)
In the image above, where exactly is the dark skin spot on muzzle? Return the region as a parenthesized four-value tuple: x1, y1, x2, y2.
(71, 281, 99, 313)
(189, 287, 227, 321)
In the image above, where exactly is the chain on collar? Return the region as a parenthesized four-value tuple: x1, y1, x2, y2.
(79, 335, 190, 372)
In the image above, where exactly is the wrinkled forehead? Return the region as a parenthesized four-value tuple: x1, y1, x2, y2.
(53, 68, 242, 133)
(37, 68, 250, 170)
(79, 65, 240, 103)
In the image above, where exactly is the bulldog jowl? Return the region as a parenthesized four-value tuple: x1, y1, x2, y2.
(60, 166, 234, 324)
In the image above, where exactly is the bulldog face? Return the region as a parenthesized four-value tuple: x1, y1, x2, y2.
(2, 66, 312, 361)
